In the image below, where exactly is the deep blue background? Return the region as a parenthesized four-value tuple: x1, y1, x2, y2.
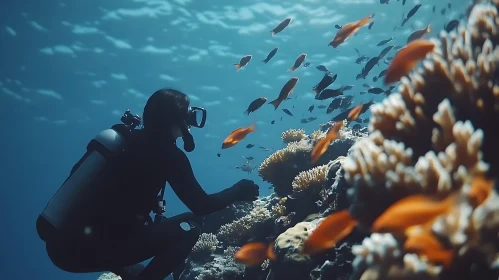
(0, 0, 468, 279)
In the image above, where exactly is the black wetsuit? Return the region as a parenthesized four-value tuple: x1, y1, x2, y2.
(37, 126, 243, 280)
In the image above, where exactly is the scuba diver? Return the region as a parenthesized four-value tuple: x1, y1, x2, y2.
(36, 88, 260, 280)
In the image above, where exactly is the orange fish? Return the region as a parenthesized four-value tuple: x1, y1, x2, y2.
(348, 104, 364, 121)
(384, 39, 435, 84)
(311, 121, 343, 163)
(235, 55, 252, 71)
(303, 210, 357, 255)
(289, 53, 307, 72)
(329, 15, 372, 48)
(372, 194, 456, 233)
(269, 77, 299, 110)
(468, 176, 494, 207)
(404, 231, 454, 268)
(222, 122, 255, 149)
(235, 242, 275, 265)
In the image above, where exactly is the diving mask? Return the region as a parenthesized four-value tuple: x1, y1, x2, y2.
(186, 106, 206, 128)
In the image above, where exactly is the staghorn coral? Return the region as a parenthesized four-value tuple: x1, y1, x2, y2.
(342, 2, 499, 279)
(281, 128, 307, 143)
(259, 125, 358, 196)
(292, 162, 332, 192)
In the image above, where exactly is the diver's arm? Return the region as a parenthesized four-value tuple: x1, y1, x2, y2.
(168, 147, 241, 216)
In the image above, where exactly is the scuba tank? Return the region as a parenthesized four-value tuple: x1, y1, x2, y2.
(36, 110, 142, 241)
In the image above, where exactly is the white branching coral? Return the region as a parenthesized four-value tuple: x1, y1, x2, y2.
(342, 2, 499, 279)
(292, 162, 331, 192)
(281, 128, 307, 144)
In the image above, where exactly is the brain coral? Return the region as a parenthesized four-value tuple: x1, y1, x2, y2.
(341, 2, 499, 279)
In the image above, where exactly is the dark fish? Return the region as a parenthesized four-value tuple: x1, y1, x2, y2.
(307, 117, 318, 122)
(316, 65, 329, 72)
(313, 73, 337, 94)
(334, 24, 342, 29)
(244, 156, 255, 161)
(245, 97, 267, 115)
(448, 3, 451, 9)
(393, 45, 403, 50)
(360, 101, 375, 113)
(271, 18, 292, 35)
(263, 47, 278, 63)
(217, 153, 221, 157)
(282, 109, 293, 116)
(327, 98, 342, 114)
(340, 95, 354, 108)
(363, 83, 371, 88)
(246, 144, 255, 149)
(360, 91, 367, 95)
(380, 0, 389, 4)
(361, 56, 380, 78)
(407, 4, 422, 18)
(356, 56, 369, 64)
(378, 45, 394, 59)
(304, 62, 311, 67)
(343, 85, 354, 91)
(444, 20, 459, 32)
(377, 69, 387, 78)
(433, 5, 436, 13)
(315, 87, 344, 101)
(402, 4, 422, 26)
(271, 120, 275, 124)
(385, 86, 396, 96)
(289, 53, 307, 72)
(269, 77, 299, 109)
(407, 24, 431, 43)
(368, 21, 374, 29)
(377, 37, 393, 46)
(308, 105, 314, 112)
(441, 8, 446, 15)
(373, 76, 378, 82)
(402, 0, 406, 5)
(368, 87, 385, 94)
(317, 105, 327, 109)
(235, 55, 252, 71)
(356, 73, 363, 80)
(300, 118, 308, 124)
(332, 110, 350, 122)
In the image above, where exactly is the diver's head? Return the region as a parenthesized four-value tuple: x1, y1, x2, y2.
(143, 88, 206, 152)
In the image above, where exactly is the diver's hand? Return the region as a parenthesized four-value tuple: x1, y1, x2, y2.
(233, 179, 259, 201)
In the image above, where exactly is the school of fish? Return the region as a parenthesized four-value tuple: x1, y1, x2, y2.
(221, 1, 469, 268)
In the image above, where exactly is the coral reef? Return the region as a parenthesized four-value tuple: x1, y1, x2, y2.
(259, 125, 358, 196)
(341, 2, 499, 279)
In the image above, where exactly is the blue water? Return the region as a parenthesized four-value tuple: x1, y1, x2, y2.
(1, 0, 469, 279)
